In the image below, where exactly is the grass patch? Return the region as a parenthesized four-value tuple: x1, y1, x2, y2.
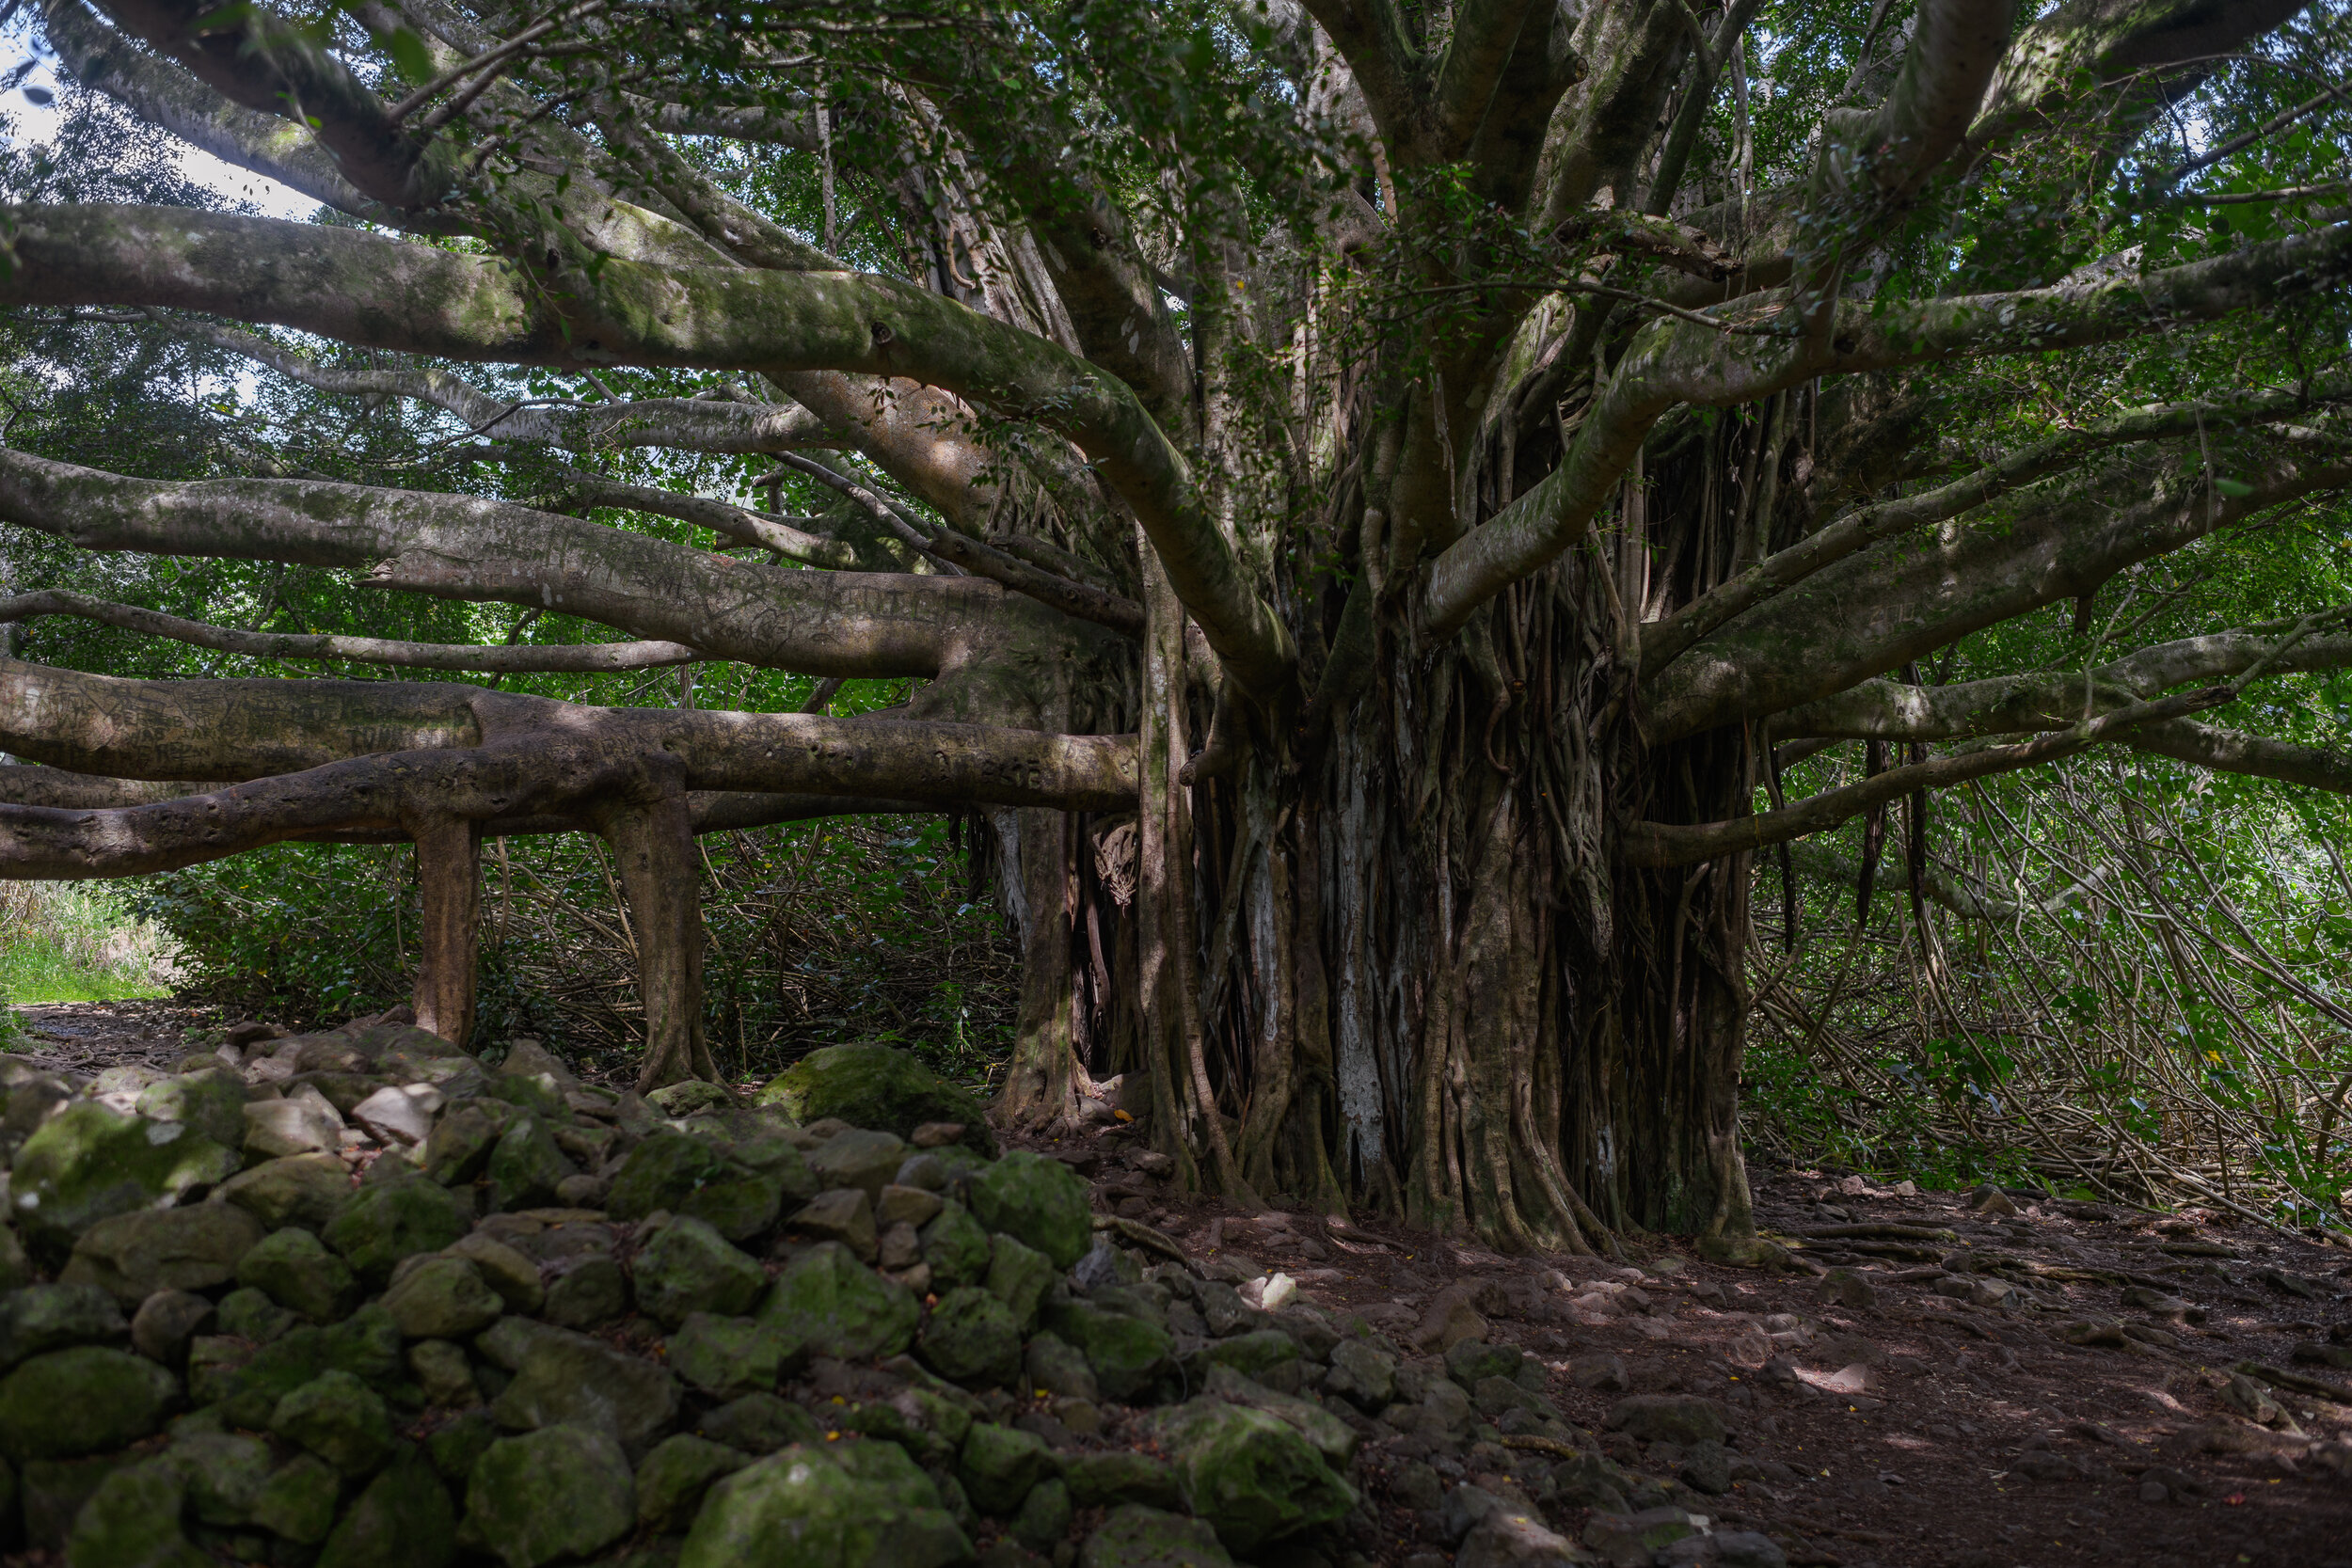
(0, 883, 173, 1005)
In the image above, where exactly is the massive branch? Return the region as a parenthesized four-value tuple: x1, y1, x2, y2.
(0, 203, 1295, 693)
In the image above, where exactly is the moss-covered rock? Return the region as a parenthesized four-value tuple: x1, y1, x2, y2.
(754, 1044, 996, 1157)
(382, 1256, 503, 1338)
(322, 1178, 472, 1286)
(757, 1242, 917, 1361)
(1078, 1504, 1234, 1568)
(605, 1131, 782, 1243)
(634, 1433, 752, 1533)
(1041, 1298, 1173, 1403)
(462, 1424, 636, 1568)
(485, 1117, 577, 1213)
(166, 1431, 271, 1525)
(135, 1069, 247, 1149)
(1064, 1450, 1181, 1511)
(272, 1369, 397, 1477)
(1012, 1476, 1073, 1552)
(840, 1384, 974, 1465)
(205, 1302, 404, 1429)
(217, 1153, 352, 1232)
(9, 1101, 240, 1258)
(806, 1129, 908, 1200)
(918, 1201, 993, 1291)
(0, 1346, 177, 1460)
(245, 1451, 339, 1543)
(918, 1286, 1023, 1388)
(479, 1319, 678, 1451)
(680, 1439, 972, 1568)
(0, 1282, 128, 1370)
(422, 1104, 504, 1186)
(237, 1226, 359, 1322)
(958, 1419, 1057, 1514)
(969, 1151, 1090, 1269)
(665, 1312, 801, 1396)
(318, 1443, 457, 1568)
(1151, 1399, 1354, 1554)
(61, 1458, 208, 1568)
(633, 1214, 768, 1330)
(65, 1202, 263, 1310)
(696, 1391, 825, 1454)
(984, 1234, 1056, 1334)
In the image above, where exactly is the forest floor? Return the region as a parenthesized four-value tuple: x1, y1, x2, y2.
(1025, 1126, 2352, 1568)
(20, 999, 2352, 1568)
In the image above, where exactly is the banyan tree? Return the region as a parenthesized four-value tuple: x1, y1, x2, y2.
(2, 0, 2350, 1251)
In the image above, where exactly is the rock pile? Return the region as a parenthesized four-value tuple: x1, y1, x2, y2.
(0, 1025, 1511, 1567)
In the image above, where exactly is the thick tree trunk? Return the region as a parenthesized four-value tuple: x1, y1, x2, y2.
(596, 768, 718, 1092)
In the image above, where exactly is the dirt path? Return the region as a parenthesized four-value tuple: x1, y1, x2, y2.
(1042, 1128, 2352, 1568)
(18, 1004, 2348, 1567)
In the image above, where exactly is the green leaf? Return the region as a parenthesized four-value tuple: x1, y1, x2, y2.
(2213, 477, 2255, 499)
(385, 27, 436, 87)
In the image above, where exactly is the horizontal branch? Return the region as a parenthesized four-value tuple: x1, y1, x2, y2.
(0, 658, 1139, 808)
(1775, 625, 2352, 741)
(1646, 443, 2352, 743)
(0, 203, 1292, 693)
(0, 590, 703, 672)
(2126, 718, 2352, 796)
(0, 446, 1091, 680)
(1641, 385, 2347, 677)
(1623, 689, 2230, 866)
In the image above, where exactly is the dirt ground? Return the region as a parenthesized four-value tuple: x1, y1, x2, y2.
(19, 999, 2352, 1568)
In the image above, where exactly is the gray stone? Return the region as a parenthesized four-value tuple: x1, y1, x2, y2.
(217, 1153, 351, 1232)
(789, 1187, 880, 1259)
(1568, 1353, 1629, 1391)
(681, 1437, 972, 1568)
(808, 1128, 911, 1200)
(1078, 1504, 1234, 1568)
(272, 1369, 397, 1476)
(1200, 1364, 1358, 1467)
(633, 1213, 769, 1329)
(481, 1318, 678, 1451)
(1815, 1268, 1877, 1311)
(1583, 1507, 1708, 1567)
(131, 1288, 215, 1368)
(10, 1101, 240, 1257)
(238, 1226, 359, 1322)
(351, 1083, 444, 1147)
(879, 1183, 946, 1229)
(383, 1256, 503, 1338)
(245, 1090, 346, 1158)
(759, 1241, 918, 1361)
(0, 1346, 177, 1459)
(1324, 1338, 1396, 1412)
(971, 1151, 1093, 1269)
(539, 1252, 630, 1330)
(463, 1424, 635, 1568)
